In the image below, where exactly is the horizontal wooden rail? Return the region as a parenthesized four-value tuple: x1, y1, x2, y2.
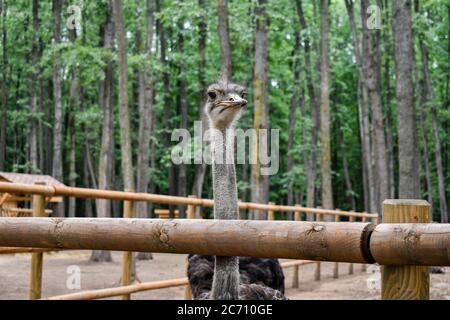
(0, 182, 376, 218)
(47, 277, 189, 300)
(45, 260, 317, 300)
(280, 260, 316, 268)
(0, 208, 53, 215)
(0, 217, 448, 266)
(370, 223, 450, 266)
(0, 218, 373, 263)
(0, 247, 60, 254)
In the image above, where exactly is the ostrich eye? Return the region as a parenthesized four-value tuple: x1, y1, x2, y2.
(208, 91, 217, 100)
(241, 92, 247, 99)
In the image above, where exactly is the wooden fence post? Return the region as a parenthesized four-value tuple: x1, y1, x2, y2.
(361, 214, 368, 272)
(314, 209, 322, 281)
(268, 202, 275, 221)
(333, 211, 340, 279)
(122, 198, 134, 300)
(184, 195, 196, 300)
(348, 214, 355, 275)
(374, 215, 379, 225)
(292, 204, 301, 288)
(187, 195, 196, 220)
(381, 199, 431, 300)
(29, 185, 46, 300)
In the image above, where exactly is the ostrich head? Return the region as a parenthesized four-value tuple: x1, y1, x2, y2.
(205, 81, 248, 130)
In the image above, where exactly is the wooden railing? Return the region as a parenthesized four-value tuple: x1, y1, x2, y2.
(0, 211, 447, 300)
(4, 183, 418, 299)
(0, 182, 377, 219)
(45, 260, 318, 300)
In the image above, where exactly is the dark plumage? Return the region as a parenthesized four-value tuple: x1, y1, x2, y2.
(187, 254, 286, 300)
(187, 255, 215, 299)
(198, 283, 287, 300)
(237, 283, 287, 300)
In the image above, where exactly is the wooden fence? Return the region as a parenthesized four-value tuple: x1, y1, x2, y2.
(45, 260, 318, 300)
(0, 215, 447, 299)
(1, 183, 445, 300)
(0, 218, 378, 261)
(0, 182, 376, 219)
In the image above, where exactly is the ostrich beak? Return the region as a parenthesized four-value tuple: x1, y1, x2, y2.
(215, 95, 248, 114)
(228, 94, 247, 108)
(238, 97, 248, 107)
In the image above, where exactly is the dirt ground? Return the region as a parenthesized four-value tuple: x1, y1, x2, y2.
(0, 251, 448, 300)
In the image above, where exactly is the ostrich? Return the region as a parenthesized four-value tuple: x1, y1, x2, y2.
(187, 80, 286, 300)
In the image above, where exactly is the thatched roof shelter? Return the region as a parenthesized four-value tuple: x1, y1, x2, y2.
(0, 172, 65, 217)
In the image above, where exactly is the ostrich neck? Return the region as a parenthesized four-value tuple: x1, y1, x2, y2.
(211, 127, 239, 220)
(210, 125, 240, 300)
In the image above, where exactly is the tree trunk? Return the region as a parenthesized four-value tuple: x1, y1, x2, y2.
(251, 0, 269, 220)
(12, 64, 23, 168)
(239, 1, 255, 209)
(156, 0, 176, 218)
(361, 0, 389, 213)
(418, 23, 448, 222)
(191, 0, 208, 214)
(287, 30, 301, 213)
(382, 0, 396, 199)
(68, 100, 77, 218)
(91, 0, 114, 262)
(319, 0, 333, 214)
(112, 0, 135, 193)
(68, 29, 80, 218)
(52, 0, 64, 217)
(80, 84, 93, 219)
(345, 0, 376, 213)
(0, 0, 7, 171)
(296, 0, 319, 215)
(357, 81, 370, 212)
(29, 0, 39, 173)
(343, 150, 357, 212)
(135, 0, 154, 261)
(418, 80, 433, 206)
(445, 6, 450, 195)
(176, 20, 188, 218)
(363, 85, 377, 214)
(149, 92, 157, 211)
(392, 0, 420, 199)
(312, 0, 321, 84)
(286, 91, 299, 208)
(135, 1, 151, 212)
(217, 0, 232, 81)
(38, 80, 46, 173)
(83, 159, 94, 218)
(300, 84, 308, 207)
(44, 80, 53, 174)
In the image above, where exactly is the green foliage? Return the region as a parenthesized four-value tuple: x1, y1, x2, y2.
(1, 0, 448, 217)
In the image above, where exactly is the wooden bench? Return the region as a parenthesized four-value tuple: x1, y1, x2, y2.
(154, 209, 180, 219)
(0, 207, 52, 217)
